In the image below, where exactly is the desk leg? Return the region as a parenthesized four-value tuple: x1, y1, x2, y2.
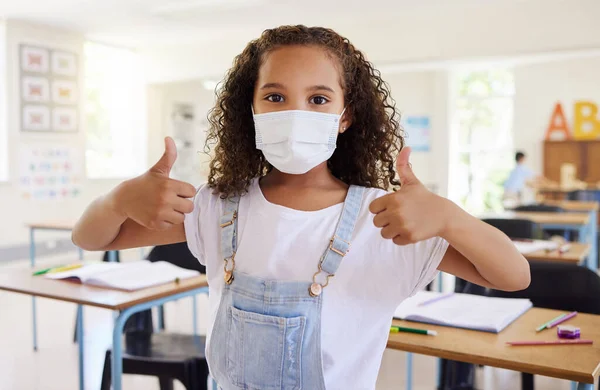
(193, 295, 198, 336)
(111, 287, 209, 390)
(406, 352, 413, 390)
(590, 209, 598, 270)
(108, 250, 117, 262)
(76, 305, 84, 390)
(29, 228, 38, 352)
(577, 223, 593, 271)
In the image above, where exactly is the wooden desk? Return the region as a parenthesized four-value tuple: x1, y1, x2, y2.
(511, 211, 590, 226)
(25, 221, 76, 230)
(543, 201, 600, 213)
(389, 308, 600, 388)
(23, 220, 119, 352)
(483, 211, 597, 271)
(524, 243, 591, 264)
(0, 270, 207, 311)
(0, 270, 208, 390)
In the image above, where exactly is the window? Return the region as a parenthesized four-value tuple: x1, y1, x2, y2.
(85, 42, 146, 178)
(449, 68, 515, 214)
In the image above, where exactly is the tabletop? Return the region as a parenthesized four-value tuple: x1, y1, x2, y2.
(543, 201, 599, 212)
(0, 270, 208, 311)
(25, 221, 77, 230)
(523, 242, 590, 264)
(481, 211, 590, 226)
(388, 308, 600, 384)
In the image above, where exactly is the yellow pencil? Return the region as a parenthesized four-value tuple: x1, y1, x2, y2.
(47, 264, 83, 274)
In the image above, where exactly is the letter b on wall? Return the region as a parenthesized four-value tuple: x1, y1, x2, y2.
(573, 101, 600, 140)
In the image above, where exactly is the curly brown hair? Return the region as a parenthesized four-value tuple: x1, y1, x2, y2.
(205, 25, 403, 197)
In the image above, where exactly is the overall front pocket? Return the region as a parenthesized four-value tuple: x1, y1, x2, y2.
(227, 306, 306, 390)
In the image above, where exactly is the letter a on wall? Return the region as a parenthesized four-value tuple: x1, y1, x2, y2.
(545, 102, 571, 141)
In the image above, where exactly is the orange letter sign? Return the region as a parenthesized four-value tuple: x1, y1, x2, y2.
(573, 101, 600, 140)
(545, 102, 571, 140)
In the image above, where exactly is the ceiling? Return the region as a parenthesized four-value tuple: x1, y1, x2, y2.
(0, 0, 483, 48)
(3, 0, 600, 82)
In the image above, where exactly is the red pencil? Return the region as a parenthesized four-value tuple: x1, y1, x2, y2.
(507, 339, 593, 346)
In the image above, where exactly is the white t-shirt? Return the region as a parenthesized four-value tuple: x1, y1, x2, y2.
(184, 179, 449, 390)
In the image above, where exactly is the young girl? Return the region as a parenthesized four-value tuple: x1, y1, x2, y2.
(73, 25, 530, 390)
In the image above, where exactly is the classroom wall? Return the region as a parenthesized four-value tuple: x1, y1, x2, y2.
(0, 20, 122, 249)
(149, 71, 451, 195)
(513, 56, 600, 175)
(383, 70, 449, 195)
(146, 80, 216, 186)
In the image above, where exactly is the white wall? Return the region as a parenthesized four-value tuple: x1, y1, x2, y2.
(383, 71, 449, 195)
(146, 80, 217, 186)
(0, 20, 123, 247)
(514, 56, 600, 175)
(146, 72, 451, 195)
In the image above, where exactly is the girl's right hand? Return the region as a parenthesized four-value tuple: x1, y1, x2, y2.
(115, 137, 196, 231)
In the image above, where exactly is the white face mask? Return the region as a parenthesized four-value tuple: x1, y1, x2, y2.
(253, 108, 346, 174)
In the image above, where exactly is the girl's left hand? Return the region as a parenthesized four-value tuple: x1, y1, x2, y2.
(369, 147, 455, 245)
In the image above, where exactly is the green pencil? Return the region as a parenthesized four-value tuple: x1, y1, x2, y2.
(390, 326, 438, 336)
(33, 267, 55, 276)
(536, 313, 567, 332)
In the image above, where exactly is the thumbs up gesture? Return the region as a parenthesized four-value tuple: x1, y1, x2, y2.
(369, 147, 452, 245)
(117, 137, 196, 230)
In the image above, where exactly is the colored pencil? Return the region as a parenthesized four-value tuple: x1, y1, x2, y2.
(507, 339, 592, 346)
(418, 293, 454, 307)
(547, 311, 577, 328)
(536, 313, 567, 332)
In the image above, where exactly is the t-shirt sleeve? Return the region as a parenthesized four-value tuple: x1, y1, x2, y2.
(405, 237, 450, 296)
(183, 184, 206, 265)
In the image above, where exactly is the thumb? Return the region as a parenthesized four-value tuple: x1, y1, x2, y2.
(150, 137, 177, 176)
(396, 146, 418, 186)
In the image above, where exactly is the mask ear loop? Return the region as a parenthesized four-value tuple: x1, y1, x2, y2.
(251, 105, 255, 115)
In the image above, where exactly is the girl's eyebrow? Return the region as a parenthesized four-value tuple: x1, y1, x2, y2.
(307, 85, 335, 93)
(259, 83, 335, 93)
(260, 82, 285, 90)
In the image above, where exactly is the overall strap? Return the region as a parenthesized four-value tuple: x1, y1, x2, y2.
(320, 185, 365, 275)
(220, 195, 240, 261)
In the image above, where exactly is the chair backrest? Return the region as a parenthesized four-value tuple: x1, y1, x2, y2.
(482, 218, 541, 240)
(146, 242, 206, 274)
(514, 204, 564, 213)
(488, 261, 600, 315)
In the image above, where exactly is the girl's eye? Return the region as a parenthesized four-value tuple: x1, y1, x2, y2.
(310, 96, 329, 105)
(266, 94, 284, 103)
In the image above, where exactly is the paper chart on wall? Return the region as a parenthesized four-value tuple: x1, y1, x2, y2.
(403, 116, 432, 152)
(18, 145, 83, 200)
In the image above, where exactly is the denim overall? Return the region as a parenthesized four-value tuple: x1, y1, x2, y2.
(208, 185, 365, 390)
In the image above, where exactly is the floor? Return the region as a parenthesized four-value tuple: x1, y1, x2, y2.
(0, 250, 574, 390)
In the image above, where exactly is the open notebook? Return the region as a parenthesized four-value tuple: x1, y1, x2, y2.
(394, 291, 532, 333)
(513, 239, 558, 254)
(45, 261, 200, 291)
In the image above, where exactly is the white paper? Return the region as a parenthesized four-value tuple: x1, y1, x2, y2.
(513, 239, 558, 254)
(394, 291, 532, 333)
(46, 261, 200, 291)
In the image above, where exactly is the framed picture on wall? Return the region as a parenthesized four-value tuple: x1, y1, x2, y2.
(52, 107, 78, 132)
(20, 44, 80, 133)
(22, 105, 51, 131)
(51, 80, 78, 105)
(21, 46, 50, 73)
(21, 76, 50, 102)
(51, 51, 77, 76)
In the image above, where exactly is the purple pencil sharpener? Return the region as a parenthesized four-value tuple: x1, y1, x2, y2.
(557, 325, 581, 339)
